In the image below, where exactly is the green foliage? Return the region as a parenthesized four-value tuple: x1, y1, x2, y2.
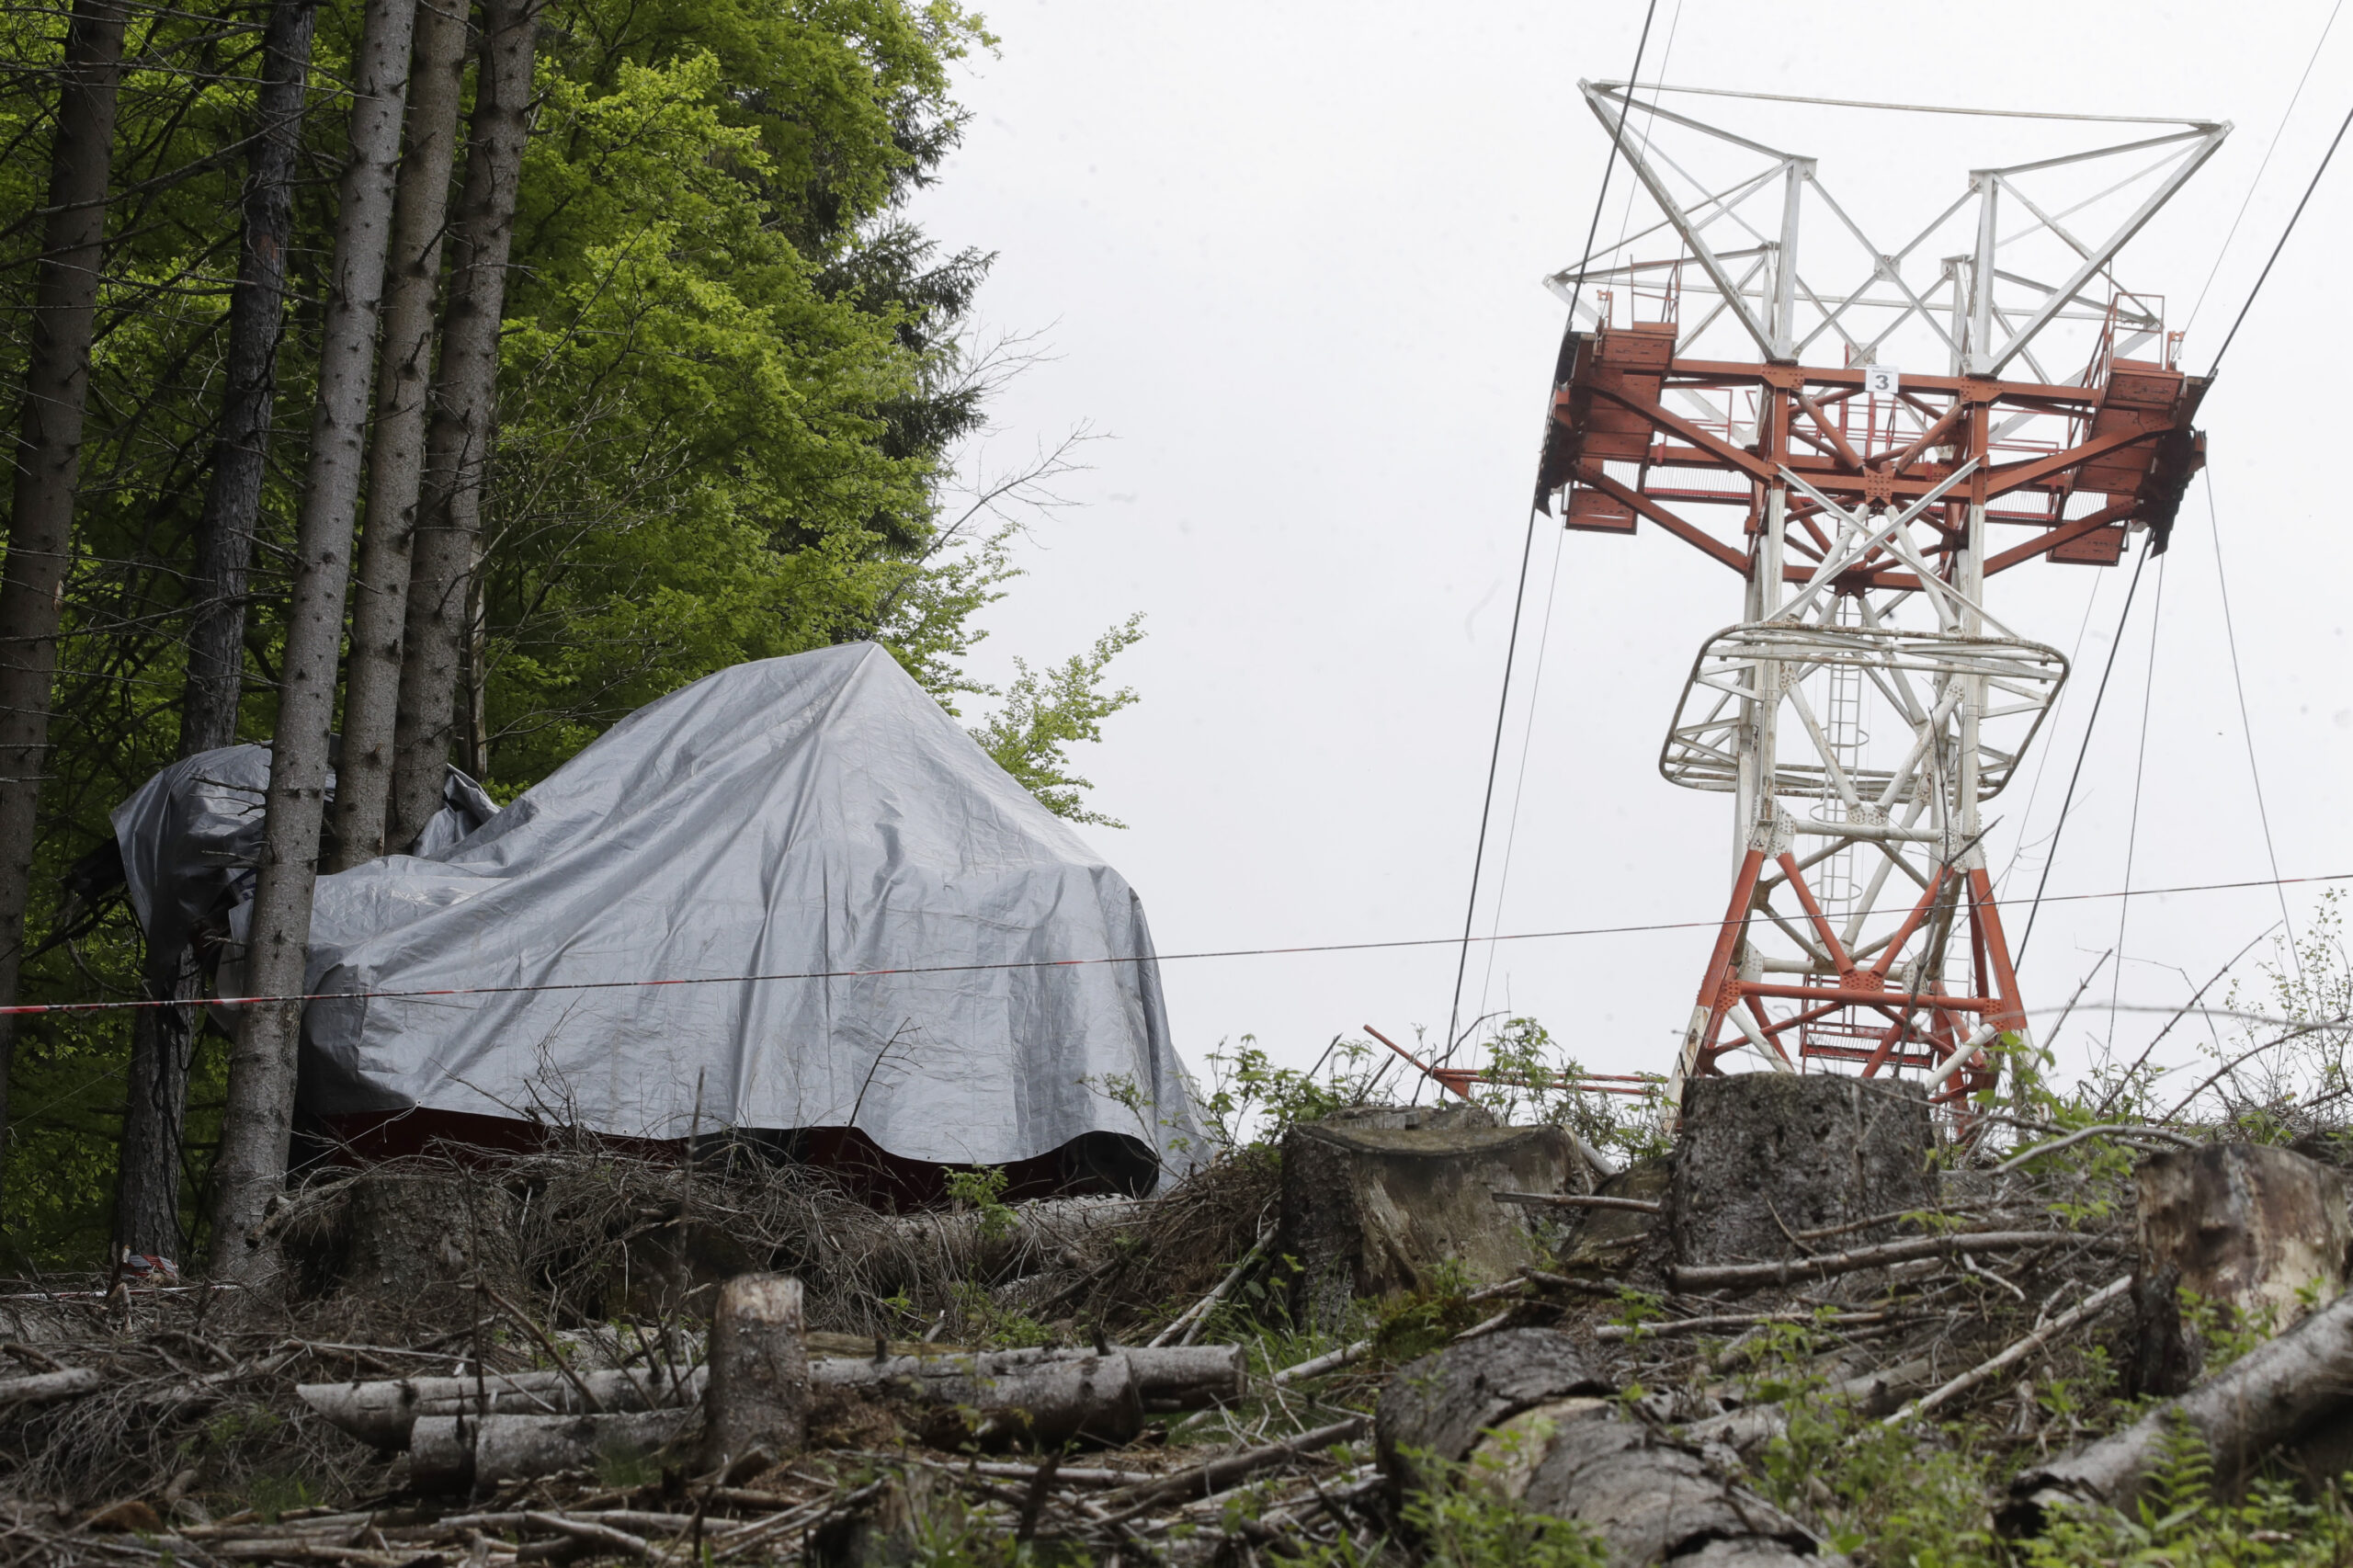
(971, 616, 1144, 826)
(1323, 1447, 1607, 1568)
(842, 1463, 1089, 1566)
(1195, 1035, 1386, 1150)
(1466, 1016, 1673, 1163)
(2177, 1284, 2285, 1375)
(1, 0, 1144, 1265)
(1401, 1482, 1611, 1568)
(1078, 1069, 1198, 1169)
(1725, 1315, 2000, 1564)
(943, 1165, 1015, 1243)
(2200, 887, 2353, 1127)
(1371, 1258, 1482, 1363)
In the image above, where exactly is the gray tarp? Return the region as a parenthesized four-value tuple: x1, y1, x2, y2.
(110, 748, 494, 992)
(274, 642, 1202, 1180)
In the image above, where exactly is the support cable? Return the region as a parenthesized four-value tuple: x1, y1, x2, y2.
(9, 866, 2353, 1022)
(2206, 468, 2304, 982)
(1441, 0, 1660, 1066)
(2016, 545, 2150, 968)
(2183, 0, 2343, 334)
(2208, 91, 2353, 376)
(2105, 551, 2168, 1051)
(1995, 571, 2107, 895)
(1472, 0, 1684, 1040)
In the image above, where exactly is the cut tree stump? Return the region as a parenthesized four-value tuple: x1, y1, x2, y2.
(1376, 1328, 1846, 1565)
(2130, 1142, 2350, 1396)
(703, 1274, 809, 1471)
(1279, 1108, 1574, 1332)
(1553, 1158, 1670, 1275)
(307, 1167, 522, 1324)
(1671, 1074, 1932, 1271)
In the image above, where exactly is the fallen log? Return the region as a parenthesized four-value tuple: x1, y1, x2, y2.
(1121, 1344, 1247, 1409)
(1670, 1230, 2118, 1290)
(1271, 1338, 1371, 1386)
(1372, 1328, 1609, 1497)
(521, 1511, 653, 1560)
(0, 1367, 99, 1404)
(411, 1410, 697, 1493)
(300, 1367, 705, 1449)
(304, 1344, 1244, 1449)
(814, 1346, 1143, 1449)
(972, 1460, 1154, 1488)
(1594, 1309, 1895, 1342)
(2004, 1286, 2353, 1534)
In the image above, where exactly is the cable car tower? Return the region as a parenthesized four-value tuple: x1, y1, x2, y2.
(1534, 85, 2226, 1108)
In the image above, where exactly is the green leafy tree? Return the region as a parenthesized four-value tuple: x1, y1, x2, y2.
(0, 0, 1144, 1265)
(971, 615, 1144, 826)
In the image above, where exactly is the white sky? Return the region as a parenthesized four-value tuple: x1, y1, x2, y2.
(909, 0, 2353, 1107)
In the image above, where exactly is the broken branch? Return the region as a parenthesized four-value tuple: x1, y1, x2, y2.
(1884, 1276, 2130, 1426)
(1670, 1230, 2119, 1290)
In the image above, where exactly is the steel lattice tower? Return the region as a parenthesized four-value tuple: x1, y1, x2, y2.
(1533, 84, 2226, 1109)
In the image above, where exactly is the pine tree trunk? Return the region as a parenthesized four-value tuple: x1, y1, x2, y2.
(205, 0, 418, 1276)
(387, 0, 540, 852)
(115, 0, 318, 1267)
(178, 0, 319, 760)
(0, 0, 131, 1193)
(113, 949, 198, 1261)
(329, 0, 471, 870)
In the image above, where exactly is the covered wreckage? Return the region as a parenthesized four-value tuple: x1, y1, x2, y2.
(110, 643, 1203, 1198)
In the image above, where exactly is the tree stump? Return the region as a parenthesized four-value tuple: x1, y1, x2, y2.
(703, 1274, 809, 1471)
(1279, 1109, 1574, 1332)
(1553, 1158, 1670, 1276)
(312, 1166, 522, 1327)
(2130, 1142, 2350, 1396)
(1671, 1074, 1932, 1269)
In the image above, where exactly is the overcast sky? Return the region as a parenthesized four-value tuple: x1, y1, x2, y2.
(908, 1, 2353, 1107)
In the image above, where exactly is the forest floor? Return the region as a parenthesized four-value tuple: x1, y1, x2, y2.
(1, 1109, 2350, 1565)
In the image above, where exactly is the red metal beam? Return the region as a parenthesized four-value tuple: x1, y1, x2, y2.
(1578, 466, 1751, 574)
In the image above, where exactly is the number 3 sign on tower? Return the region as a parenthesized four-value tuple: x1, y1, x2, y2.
(1861, 364, 1899, 396)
